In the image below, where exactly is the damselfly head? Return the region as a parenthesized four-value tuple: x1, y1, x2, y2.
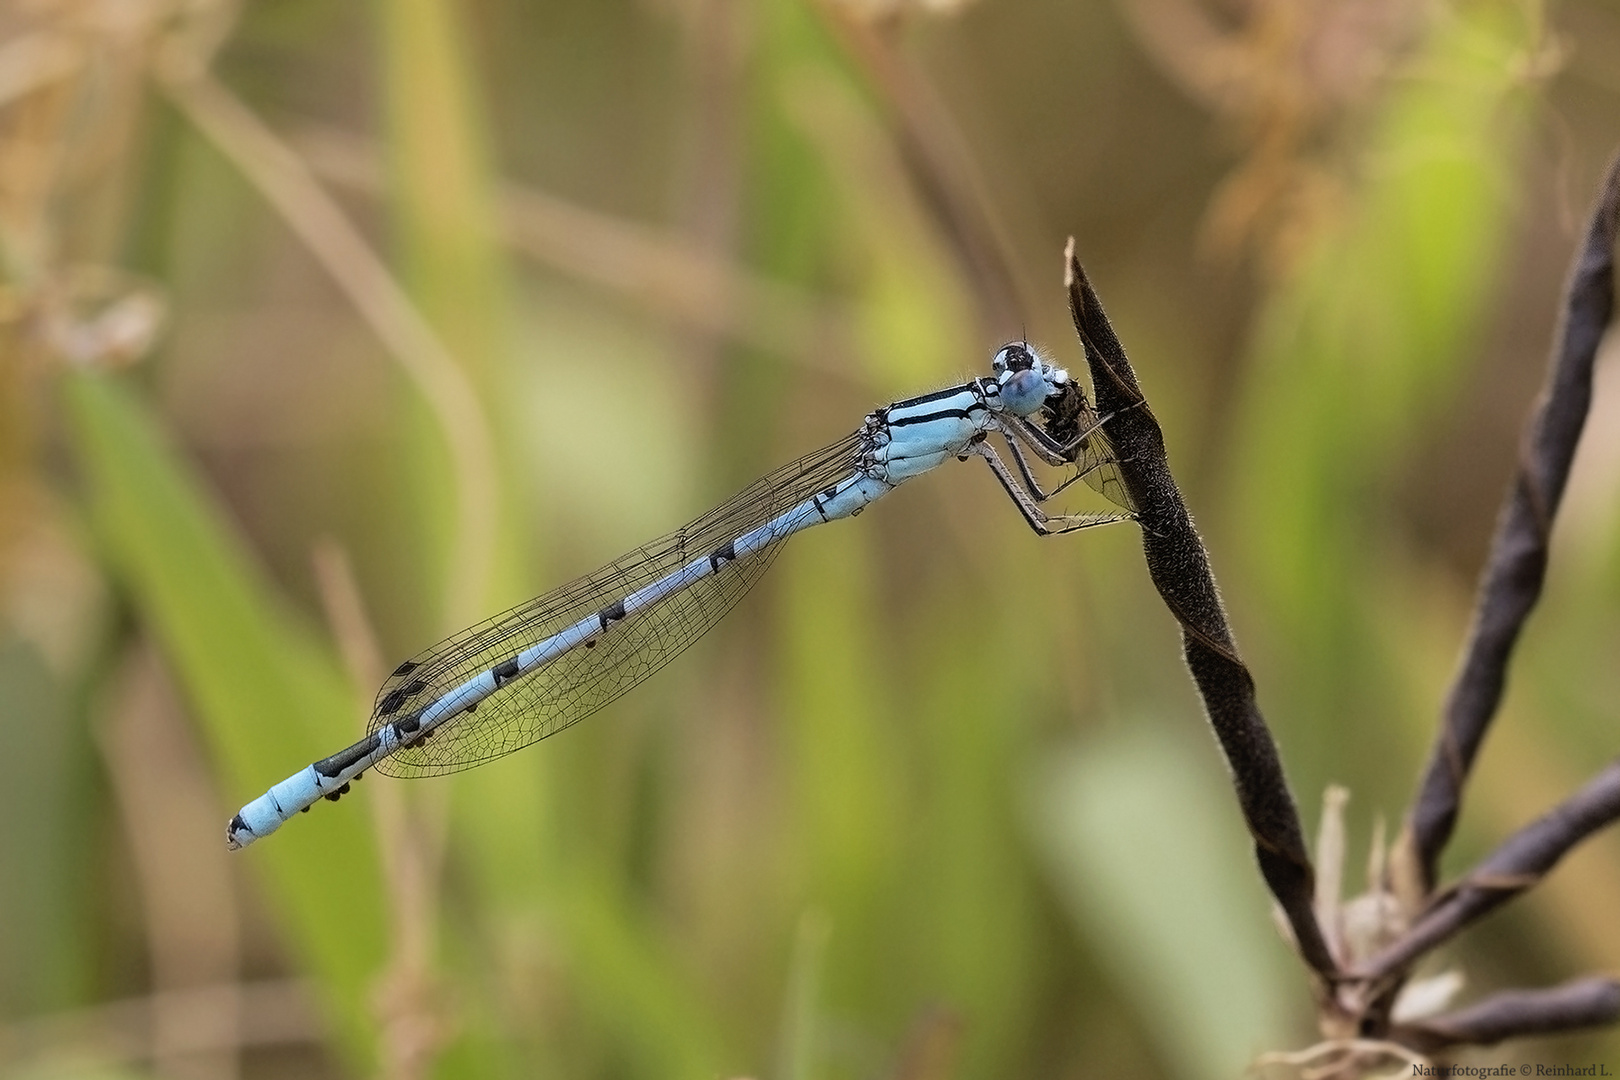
(991, 342, 1069, 384)
(992, 342, 1037, 374)
(991, 342, 1070, 417)
(988, 344, 1096, 457)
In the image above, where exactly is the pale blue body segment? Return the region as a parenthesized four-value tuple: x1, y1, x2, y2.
(226, 344, 1132, 849)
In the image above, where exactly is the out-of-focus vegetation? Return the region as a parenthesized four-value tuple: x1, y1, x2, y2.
(2, 0, 1619, 1078)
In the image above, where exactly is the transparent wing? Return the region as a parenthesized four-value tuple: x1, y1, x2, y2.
(1075, 421, 1133, 513)
(369, 430, 868, 778)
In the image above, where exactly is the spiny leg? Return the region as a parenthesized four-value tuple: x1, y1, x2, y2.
(969, 441, 1131, 537)
(1002, 411, 1112, 466)
(1001, 409, 1129, 502)
(1002, 433, 1088, 503)
(1002, 411, 1139, 518)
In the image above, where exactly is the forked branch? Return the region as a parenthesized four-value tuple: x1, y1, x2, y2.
(1061, 152, 1620, 1054)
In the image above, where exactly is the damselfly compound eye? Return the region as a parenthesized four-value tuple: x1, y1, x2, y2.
(999, 368, 1050, 416)
(992, 342, 1036, 374)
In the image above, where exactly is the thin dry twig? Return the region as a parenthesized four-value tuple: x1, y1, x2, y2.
(291, 126, 859, 376)
(1280, 151, 1620, 1058)
(1392, 977, 1620, 1053)
(157, 72, 502, 631)
(1403, 153, 1620, 892)
(310, 541, 454, 1080)
(97, 642, 241, 1080)
(1252, 1035, 1429, 1080)
(1064, 239, 1338, 981)
(0, 979, 320, 1065)
(1363, 759, 1620, 983)
(815, 1, 1029, 334)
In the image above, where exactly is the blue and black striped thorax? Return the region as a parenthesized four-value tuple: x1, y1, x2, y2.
(865, 378, 996, 430)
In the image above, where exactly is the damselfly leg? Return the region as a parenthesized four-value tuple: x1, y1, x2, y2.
(967, 418, 1134, 538)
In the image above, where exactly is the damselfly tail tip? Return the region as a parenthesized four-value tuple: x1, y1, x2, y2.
(226, 813, 255, 851)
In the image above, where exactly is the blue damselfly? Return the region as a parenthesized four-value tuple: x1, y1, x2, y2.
(227, 343, 1133, 848)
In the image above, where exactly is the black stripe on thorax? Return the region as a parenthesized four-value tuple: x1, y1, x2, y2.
(887, 405, 985, 427)
(885, 382, 977, 412)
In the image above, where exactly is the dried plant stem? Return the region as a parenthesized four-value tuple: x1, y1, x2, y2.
(1325, 154, 1620, 1053)
(290, 125, 857, 376)
(1065, 240, 1339, 981)
(1364, 760, 1620, 982)
(1392, 977, 1620, 1053)
(1403, 155, 1620, 892)
(311, 541, 453, 1080)
(815, 2, 1029, 333)
(0, 978, 319, 1062)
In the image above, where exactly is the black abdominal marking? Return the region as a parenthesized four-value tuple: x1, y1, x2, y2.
(597, 600, 626, 631)
(492, 658, 520, 686)
(314, 732, 383, 778)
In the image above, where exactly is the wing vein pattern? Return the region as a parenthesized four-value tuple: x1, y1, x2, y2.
(366, 430, 868, 777)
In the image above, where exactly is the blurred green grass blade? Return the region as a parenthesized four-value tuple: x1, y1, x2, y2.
(1231, 2, 1538, 590)
(1030, 727, 1300, 1080)
(0, 640, 91, 1014)
(453, 776, 735, 1079)
(375, 6, 742, 1077)
(775, 63, 973, 391)
(774, 909, 831, 1080)
(376, 0, 513, 391)
(371, 5, 560, 1071)
(61, 372, 385, 1067)
(1231, 0, 1538, 584)
(779, 526, 903, 922)
(907, 600, 1041, 1078)
(375, 0, 524, 643)
(553, 870, 734, 1080)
